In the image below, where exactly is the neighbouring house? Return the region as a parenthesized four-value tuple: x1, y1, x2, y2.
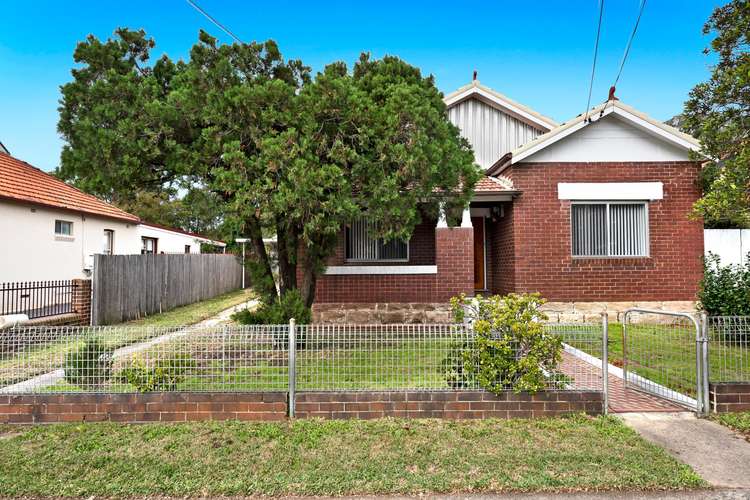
(0, 152, 225, 282)
(312, 81, 704, 323)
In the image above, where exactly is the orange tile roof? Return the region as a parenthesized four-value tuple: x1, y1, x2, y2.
(0, 153, 140, 223)
(474, 175, 516, 193)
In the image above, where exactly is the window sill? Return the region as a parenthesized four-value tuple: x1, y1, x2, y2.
(572, 255, 651, 260)
(324, 265, 437, 275)
(54, 235, 75, 242)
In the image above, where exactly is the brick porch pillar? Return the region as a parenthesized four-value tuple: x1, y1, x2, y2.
(434, 207, 474, 301)
(71, 279, 92, 326)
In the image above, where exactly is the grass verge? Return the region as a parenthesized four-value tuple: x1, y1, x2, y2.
(0, 415, 704, 496)
(122, 288, 255, 327)
(711, 411, 750, 440)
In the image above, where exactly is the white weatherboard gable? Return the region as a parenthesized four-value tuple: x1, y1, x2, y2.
(448, 97, 545, 169)
(558, 182, 663, 201)
(522, 114, 690, 163)
(505, 101, 702, 168)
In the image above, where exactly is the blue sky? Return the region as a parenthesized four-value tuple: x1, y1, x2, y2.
(0, 0, 721, 172)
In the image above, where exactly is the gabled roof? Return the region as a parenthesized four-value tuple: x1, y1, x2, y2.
(444, 80, 558, 132)
(488, 99, 703, 175)
(0, 152, 140, 223)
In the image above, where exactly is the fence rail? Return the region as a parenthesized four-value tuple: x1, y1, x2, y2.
(0, 281, 77, 320)
(92, 253, 243, 325)
(0, 323, 605, 396)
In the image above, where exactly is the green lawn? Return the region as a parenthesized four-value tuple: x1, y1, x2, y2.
(121, 288, 254, 327)
(711, 412, 750, 440)
(568, 323, 750, 398)
(0, 289, 254, 387)
(0, 416, 705, 496)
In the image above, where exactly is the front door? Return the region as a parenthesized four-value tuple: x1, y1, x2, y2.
(472, 217, 485, 290)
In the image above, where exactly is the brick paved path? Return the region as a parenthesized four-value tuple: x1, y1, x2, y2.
(560, 352, 685, 413)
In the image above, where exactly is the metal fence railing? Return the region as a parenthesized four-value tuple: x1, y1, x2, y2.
(0, 281, 76, 320)
(705, 316, 750, 383)
(0, 323, 606, 396)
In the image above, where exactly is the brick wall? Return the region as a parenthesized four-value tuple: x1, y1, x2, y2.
(1, 390, 604, 423)
(313, 225, 474, 305)
(71, 278, 91, 326)
(0, 393, 287, 424)
(295, 390, 604, 419)
(709, 383, 750, 413)
(504, 162, 703, 302)
(486, 202, 514, 295)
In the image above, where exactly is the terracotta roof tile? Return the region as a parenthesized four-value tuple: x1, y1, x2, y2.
(0, 153, 140, 223)
(474, 175, 516, 193)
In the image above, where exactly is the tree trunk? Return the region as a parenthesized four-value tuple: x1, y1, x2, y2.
(275, 218, 297, 296)
(245, 215, 277, 302)
(299, 251, 318, 308)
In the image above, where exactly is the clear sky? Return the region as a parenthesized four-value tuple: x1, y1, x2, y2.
(0, 0, 722, 172)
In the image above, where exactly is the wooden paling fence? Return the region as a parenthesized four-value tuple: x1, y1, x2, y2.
(92, 254, 243, 325)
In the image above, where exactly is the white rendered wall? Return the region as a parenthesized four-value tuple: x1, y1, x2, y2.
(704, 229, 750, 267)
(0, 201, 139, 281)
(521, 114, 690, 163)
(137, 225, 205, 254)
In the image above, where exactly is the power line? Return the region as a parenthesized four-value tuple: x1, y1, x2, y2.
(613, 0, 647, 89)
(185, 0, 245, 44)
(584, 0, 605, 123)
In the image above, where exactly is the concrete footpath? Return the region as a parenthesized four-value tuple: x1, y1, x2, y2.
(619, 412, 750, 490)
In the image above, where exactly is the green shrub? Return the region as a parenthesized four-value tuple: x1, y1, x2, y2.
(118, 353, 197, 392)
(64, 339, 113, 388)
(446, 293, 563, 394)
(233, 289, 311, 325)
(698, 253, 750, 316)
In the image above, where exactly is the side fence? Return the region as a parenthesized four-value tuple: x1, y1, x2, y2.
(92, 253, 243, 325)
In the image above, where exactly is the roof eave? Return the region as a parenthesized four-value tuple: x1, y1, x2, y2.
(0, 194, 141, 224)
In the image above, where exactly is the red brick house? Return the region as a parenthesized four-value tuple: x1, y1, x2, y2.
(312, 81, 704, 323)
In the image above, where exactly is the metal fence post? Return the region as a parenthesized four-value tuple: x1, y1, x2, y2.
(601, 312, 609, 415)
(622, 312, 629, 389)
(701, 313, 710, 415)
(288, 318, 296, 418)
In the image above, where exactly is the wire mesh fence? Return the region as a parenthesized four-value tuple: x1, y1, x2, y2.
(705, 316, 750, 383)
(620, 311, 701, 404)
(0, 322, 607, 395)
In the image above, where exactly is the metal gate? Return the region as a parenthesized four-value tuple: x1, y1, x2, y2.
(622, 309, 709, 415)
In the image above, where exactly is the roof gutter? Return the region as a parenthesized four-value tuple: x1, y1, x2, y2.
(486, 153, 513, 177)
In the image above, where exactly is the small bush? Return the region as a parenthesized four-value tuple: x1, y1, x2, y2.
(64, 339, 113, 388)
(446, 293, 563, 394)
(118, 353, 197, 392)
(698, 253, 750, 316)
(233, 289, 312, 325)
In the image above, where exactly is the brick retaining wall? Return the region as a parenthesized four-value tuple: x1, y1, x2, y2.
(0, 392, 288, 424)
(295, 390, 603, 419)
(709, 383, 750, 413)
(1, 390, 604, 424)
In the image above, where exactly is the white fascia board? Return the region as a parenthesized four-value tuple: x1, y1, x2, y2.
(514, 104, 701, 165)
(513, 118, 590, 164)
(611, 106, 701, 152)
(444, 86, 555, 131)
(558, 182, 663, 201)
(324, 265, 437, 275)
